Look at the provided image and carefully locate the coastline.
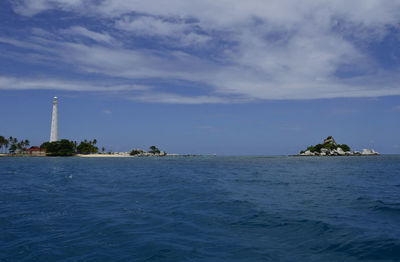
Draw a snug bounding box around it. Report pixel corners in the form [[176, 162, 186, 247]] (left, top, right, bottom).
[[76, 154, 132, 157], [0, 153, 181, 158]]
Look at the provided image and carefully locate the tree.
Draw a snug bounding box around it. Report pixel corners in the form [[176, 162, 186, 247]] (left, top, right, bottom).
[[323, 142, 336, 150], [17, 141, 25, 154], [149, 146, 160, 154], [9, 144, 17, 154], [306, 145, 315, 152], [77, 140, 98, 154], [130, 149, 142, 156], [338, 144, 351, 152], [102, 147, 105, 153], [3, 139, 8, 153], [0, 136, 5, 153], [313, 144, 324, 153], [40, 142, 51, 150], [46, 139, 76, 156]]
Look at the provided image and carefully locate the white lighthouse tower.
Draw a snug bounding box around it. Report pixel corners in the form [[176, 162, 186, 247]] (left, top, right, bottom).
[[50, 96, 58, 142]]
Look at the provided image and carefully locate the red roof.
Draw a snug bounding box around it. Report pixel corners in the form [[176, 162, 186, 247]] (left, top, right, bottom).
[[28, 146, 43, 153]]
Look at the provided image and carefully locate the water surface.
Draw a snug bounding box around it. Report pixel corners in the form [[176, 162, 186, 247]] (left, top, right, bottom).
[[1, 156, 400, 261]]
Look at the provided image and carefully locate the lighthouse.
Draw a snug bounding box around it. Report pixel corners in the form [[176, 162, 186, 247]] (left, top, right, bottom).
[[50, 96, 58, 142]]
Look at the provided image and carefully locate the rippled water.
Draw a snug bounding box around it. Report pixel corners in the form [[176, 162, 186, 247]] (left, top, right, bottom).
[[1, 156, 400, 261]]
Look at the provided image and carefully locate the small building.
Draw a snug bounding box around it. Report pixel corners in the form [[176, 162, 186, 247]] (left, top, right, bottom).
[[28, 146, 46, 156]]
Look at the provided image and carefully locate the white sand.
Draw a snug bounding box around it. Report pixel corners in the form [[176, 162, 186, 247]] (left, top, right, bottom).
[[76, 154, 131, 157]]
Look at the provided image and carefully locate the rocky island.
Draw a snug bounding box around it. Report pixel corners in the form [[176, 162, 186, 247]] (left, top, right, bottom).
[[298, 136, 379, 156]]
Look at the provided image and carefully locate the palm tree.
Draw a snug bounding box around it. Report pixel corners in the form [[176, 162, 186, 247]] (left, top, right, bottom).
[[23, 140, 30, 154], [9, 144, 17, 154], [0, 136, 5, 153], [7, 137, 18, 152], [4, 139, 9, 153], [8, 136, 14, 151], [102, 147, 105, 153], [17, 141, 23, 153], [24, 139, 30, 148]]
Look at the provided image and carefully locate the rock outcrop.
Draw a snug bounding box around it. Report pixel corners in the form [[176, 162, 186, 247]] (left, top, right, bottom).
[[361, 149, 379, 155], [323, 136, 337, 146], [298, 136, 379, 156]]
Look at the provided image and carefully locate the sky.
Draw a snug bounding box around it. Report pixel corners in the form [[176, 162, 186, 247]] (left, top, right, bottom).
[[0, 0, 399, 155]]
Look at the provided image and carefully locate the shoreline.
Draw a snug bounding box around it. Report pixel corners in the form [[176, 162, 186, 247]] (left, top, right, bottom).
[[0, 153, 388, 158], [76, 154, 132, 158], [0, 153, 182, 158]]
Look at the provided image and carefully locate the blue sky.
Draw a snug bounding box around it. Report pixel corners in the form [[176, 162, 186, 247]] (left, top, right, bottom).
[[0, 0, 399, 155]]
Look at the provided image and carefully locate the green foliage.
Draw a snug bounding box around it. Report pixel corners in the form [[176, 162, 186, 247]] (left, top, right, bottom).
[[338, 144, 350, 152], [1, 136, 30, 153], [323, 142, 336, 150], [314, 144, 324, 153], [77, 139, 98, 154], [46, 139, 76, 156], [40, 142, 51, 150], [301, 137, 352, 155], [9, 144, 17, 154], [130, 149, 142, 156], [306, 145, 315, 152], [149, 146, 160, 154], [307, 144, 325, 153], [0, 136, 7, 153]]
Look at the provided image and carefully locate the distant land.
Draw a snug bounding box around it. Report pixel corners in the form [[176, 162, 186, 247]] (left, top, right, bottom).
[[0, 136, 173, 157], [298, 136, 379, 156]]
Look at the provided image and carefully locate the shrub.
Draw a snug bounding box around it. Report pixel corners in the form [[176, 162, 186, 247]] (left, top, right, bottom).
[[323, 142, 336, 150], [306, 145, 315, 152], [130, 149, 142, 156], [149, 146, 160, 154], [46, 139, 76, 156], [77, 140, 98, 154], [338, 144, 350, 152]]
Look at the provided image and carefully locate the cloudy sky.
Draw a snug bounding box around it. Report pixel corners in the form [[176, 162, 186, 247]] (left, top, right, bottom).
[[1, 0, 400, 154]]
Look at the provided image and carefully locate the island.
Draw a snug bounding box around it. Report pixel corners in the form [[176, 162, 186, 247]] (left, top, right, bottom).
[[298, 136, 379, 156], [0, 135, 173, 157]]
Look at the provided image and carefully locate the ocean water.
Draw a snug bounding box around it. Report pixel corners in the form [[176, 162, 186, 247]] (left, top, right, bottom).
[[1, 156, 400, 262]]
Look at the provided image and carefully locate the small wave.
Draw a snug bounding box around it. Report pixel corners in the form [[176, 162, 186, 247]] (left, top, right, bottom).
[[230, 210, 275, 228], [371, 200, 400, 215], [325, 238, 400, 261]]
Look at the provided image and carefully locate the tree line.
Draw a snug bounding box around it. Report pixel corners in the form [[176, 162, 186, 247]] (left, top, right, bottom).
[[130, 145, 166, 156], [40, 139, 100, 156], [1, 135, 166, 157], [0, 136, 30, 154], [0, 136, 101, 156]]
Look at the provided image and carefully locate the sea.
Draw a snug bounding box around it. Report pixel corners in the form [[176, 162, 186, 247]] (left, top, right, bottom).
[[1, 155, 400, 262]]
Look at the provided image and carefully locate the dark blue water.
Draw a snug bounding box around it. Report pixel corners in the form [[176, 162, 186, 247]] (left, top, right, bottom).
[[1, 156, 400, 262]]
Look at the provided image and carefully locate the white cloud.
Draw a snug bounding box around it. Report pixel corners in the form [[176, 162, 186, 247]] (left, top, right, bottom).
[[61, 26, 114, 44], [116, 16, 187, 37], [5, 0, 400, 103], [132, 93, 236, 104], [0, 76, 151, 92], [12, 0, 86, 16], [115, 15, 211, 46]]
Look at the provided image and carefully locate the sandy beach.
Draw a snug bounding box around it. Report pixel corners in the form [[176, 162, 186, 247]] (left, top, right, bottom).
[[76, 154, 132, 157]]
